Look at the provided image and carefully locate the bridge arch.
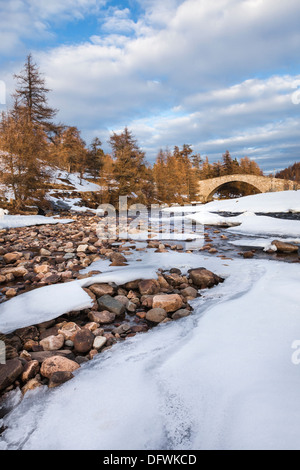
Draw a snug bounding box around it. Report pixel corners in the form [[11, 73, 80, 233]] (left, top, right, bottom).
[[198, 174, 299, 203], [206, 180, 262, 201]]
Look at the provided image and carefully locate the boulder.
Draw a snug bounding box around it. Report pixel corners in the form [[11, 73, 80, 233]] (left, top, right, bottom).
[[3, 252, 22, 264], [40, 355, 80, 379], [48, 371, 74, 388], [58, 322, 81, 341], [88, 310, 116, 324], [172, 309, 191, 320], [271, 240, 299, 253], [0, 359, 23, 391], [188, 268, 224, 289], [181, 286, 198, 298], [89, 283, 115, 297], [29, 350, 75, 363], [138, 279, 160, 296], [97, 295, 125, 316], [152, 294, 183, 313], [145, 308, 167, 323], [93, 336, 107, 350], [40, 334, 65, 351], [73, 329, 94, 353], [0, 266, 28, 277]]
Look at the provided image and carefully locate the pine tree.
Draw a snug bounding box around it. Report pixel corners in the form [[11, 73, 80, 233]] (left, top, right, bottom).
[[86, 137, 104, 180], [13, 54, 58, 137]]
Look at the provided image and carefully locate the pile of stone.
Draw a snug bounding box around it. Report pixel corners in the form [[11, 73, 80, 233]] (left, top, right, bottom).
[[0, 267, 223, 396]]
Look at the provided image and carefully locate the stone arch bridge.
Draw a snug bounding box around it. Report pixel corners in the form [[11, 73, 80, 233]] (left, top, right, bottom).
[[198, 174, 300, 203]]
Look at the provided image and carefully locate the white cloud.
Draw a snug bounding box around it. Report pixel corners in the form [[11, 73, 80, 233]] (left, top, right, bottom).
[[1, 0, 300, 171]]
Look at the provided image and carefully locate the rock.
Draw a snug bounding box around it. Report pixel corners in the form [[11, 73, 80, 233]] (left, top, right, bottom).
[[15, 326, 39, 342], [5, 288, 17, 298], [83, 322, 99, 332], [22, 377, 42, 394], [73, 329, 94, 353], [152, 294, 183, 313], [112, 323, 131, 335], [40, 334, 65, 351], [89, 283, 115, 297], [0, 275, 6, 283], [164, 273, 185, 287], [188, 268, 224, 289], [272, 240, 299, 253], [58, 322, 81, 341], [93, 336, 107, 350], [138, 279, 160, 295], [21, 360, 40, 382], [29, 350, 75, 363], [40, 355, 80, 379], [0, 359, 23, 391], [123, 279, 141, 290], [243, 251, 254, 259], [44, 273, 61, 284], [48, 371, 74, 388], [145, 308, 167, 323], [181, 286, 198, 298], [157, 275, 170, 289], [97, 295, 125, 316], [0, 266, 28, 277], [77, 244, 88, 252], [3, 252, 22, 264], [109, 252, 127, 264], [40, 248, 51, 256], [39, 326, 59, 340], [88, 310, 116, 324], [34, 264, 51, 274], [172, 309, 191, 320]]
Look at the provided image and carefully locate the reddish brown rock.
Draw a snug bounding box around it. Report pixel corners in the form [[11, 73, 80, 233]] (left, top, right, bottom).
[[3, 252, 22, 264], [89, 283, 115, 297], [58, 322, 81, 341], [152, 294, 183, 313], [188, 268, 224, 289], [88, 310, 116, 324], [138, 279, 160, 295], [272, 240, 299, 253], [73, 329, 94, 353], [40, 355, 80, 379]]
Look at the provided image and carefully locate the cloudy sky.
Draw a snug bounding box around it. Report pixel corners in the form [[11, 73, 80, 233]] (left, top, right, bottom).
[[0, 0, 300, 171]]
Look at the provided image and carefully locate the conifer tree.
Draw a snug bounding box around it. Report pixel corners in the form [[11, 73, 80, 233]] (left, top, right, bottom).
[[13, 54, 58, 137]]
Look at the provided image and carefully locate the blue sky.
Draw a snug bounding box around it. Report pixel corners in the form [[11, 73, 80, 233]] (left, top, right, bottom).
[[0, 0, 300, 172]]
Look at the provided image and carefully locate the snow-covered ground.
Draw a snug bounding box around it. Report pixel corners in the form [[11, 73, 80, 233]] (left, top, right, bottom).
[[173, 190, 300, 214], [0, 215, 74, 230]]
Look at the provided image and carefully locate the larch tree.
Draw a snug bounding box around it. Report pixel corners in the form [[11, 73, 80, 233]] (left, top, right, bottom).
[[0, 107, 49, 208], [13, 54, 58, 137], [109, 127, 150, 200]]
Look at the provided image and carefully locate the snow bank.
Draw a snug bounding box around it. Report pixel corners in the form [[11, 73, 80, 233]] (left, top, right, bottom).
[[194, 191, 300, 214], [228, 213, 300, 238], [0, 266, 159, 334], [0, 215, 74, 230]]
